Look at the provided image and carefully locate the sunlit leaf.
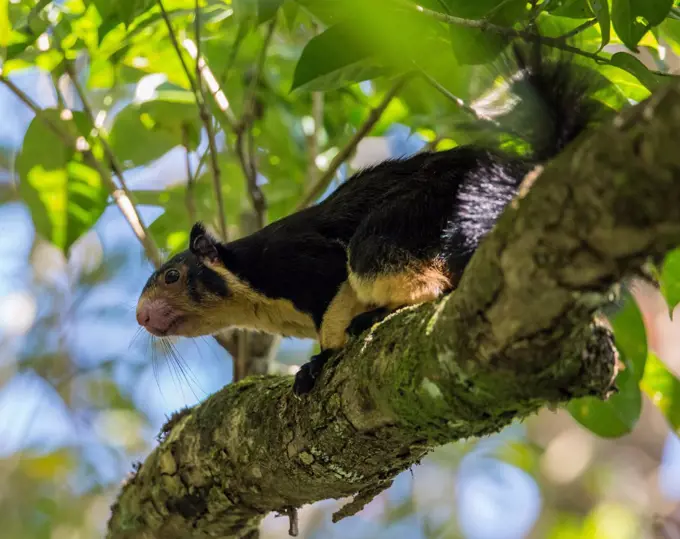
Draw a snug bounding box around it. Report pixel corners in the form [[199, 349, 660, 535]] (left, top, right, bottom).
[[109, 84, 201, 168], [16, 110, 108, 252], [598, 63, 651, 107], [641, 352, 680, 433]]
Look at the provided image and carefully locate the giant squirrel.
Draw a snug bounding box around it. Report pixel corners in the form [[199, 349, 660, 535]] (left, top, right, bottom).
[[136, 43, 608, 395]]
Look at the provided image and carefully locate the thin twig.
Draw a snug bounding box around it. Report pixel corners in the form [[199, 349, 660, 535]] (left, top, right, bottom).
[[157, 0, 202, 110], [160, 0, 238, 132], [296, 74, 411, 209], [557, 18, 598, 41], [417, 68, 486, 120], [194, 0, 202, 88], [400, 0, 609, 63], [52, 73, 66, 109], [306, 91, 324, 184], [194, 146, 210, 180], [193, 1, 227, 241], [182, 125, 196, 222], [246, 126, 258, 213], [202, 109, 227, 241], [159, 0, 228, 240], [0, 75, 162, 267], [184, 40, 239, 133], [235, 18, 276, 228]]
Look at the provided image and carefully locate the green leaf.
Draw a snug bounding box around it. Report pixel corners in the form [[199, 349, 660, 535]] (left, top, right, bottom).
[[293, 0, 352, 25], [567, 364, 642, 438], [641, 352, 680, 433], [612, 0, 673, 50], [587, 0, 611, 49], [661, 248, 680, 315], [609, 51, 675, 91], [549, 0, 595, 18], [609, 290, 648, 378], [16, 110, 108, 252], [291, 22, 387, 91], [258, 0, 283, 23], [597, 63, 651, 103], [109, 84, 201, 168]]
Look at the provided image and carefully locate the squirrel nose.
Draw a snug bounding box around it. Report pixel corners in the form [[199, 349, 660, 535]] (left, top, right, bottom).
[[136, 303, 151, 326]]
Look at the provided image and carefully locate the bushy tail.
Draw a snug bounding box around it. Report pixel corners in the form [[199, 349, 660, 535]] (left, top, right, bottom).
[[471, 43, 610, 162], [442, 42, 612, 276]]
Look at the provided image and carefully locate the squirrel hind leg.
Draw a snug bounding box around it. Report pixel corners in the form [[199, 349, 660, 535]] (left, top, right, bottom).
[[346, 307, 391, 338]]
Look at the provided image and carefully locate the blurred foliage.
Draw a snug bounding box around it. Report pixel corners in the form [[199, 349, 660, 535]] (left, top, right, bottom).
[[1, 0, 680, 538]]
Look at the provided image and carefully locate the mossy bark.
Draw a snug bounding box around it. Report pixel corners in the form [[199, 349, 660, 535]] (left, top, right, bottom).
[[108, 83, 680, 539]]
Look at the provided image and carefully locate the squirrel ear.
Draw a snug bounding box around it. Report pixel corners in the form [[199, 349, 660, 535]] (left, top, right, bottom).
[[189, 222, 219, 262]]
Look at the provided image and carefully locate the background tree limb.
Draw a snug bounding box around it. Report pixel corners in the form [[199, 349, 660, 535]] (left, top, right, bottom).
[[108, 82, 680, 539]]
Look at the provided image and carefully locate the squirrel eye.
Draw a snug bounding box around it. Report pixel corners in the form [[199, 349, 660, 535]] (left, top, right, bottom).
[[164, 269, 180, 284]]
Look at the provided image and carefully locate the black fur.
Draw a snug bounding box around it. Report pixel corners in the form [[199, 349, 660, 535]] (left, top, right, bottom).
[[292, 349, 335, 396], [346, 307, 391, 338]]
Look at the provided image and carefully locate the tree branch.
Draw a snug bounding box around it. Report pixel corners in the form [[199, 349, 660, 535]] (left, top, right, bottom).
[[108, 81, 680, 539], [182, 125, 196, 223], [400, 0, 608, 63], [296, 75, 410, 209], [557, 18, 598, 40], [306, 91, 324, 184]]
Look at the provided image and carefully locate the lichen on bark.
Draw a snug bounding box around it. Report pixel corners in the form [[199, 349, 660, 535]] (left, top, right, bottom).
[[108, 82, 680, 539]]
